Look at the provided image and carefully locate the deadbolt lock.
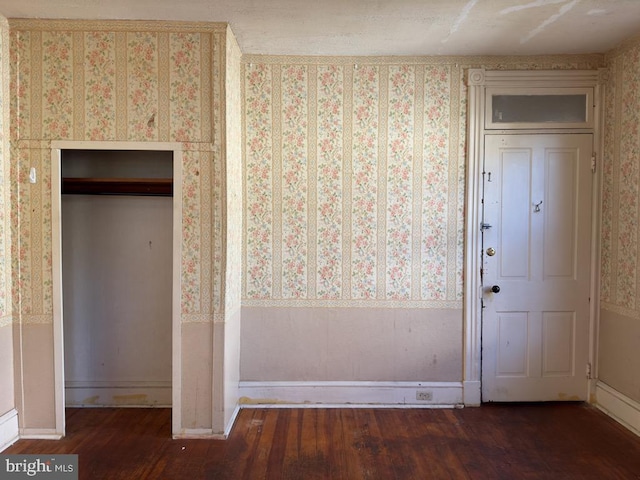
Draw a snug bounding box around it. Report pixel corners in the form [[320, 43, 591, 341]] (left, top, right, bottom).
[[486, 247, 496, 257]]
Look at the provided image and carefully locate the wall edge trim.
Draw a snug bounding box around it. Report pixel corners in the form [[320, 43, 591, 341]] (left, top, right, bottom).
[[596, 381, 640, 437], [8, 19, 228, 33], [463, 380, 481, 406], [173, 429, 227, 440], [238, 381, 464, 407], [0, 409, 19, 452], [18, 429, 62, 440]]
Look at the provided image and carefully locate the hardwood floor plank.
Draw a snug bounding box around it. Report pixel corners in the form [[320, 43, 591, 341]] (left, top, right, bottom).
[[373, 409, 424, 479], [3, 403, 640, 479]]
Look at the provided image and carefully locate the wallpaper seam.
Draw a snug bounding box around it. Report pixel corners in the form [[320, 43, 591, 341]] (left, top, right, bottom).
[[72, 32, 84, 140], [447, 64, 460, 301], [601, 302, 640, 321], [200, 33, 211, 144], [208, 32, 222, 314], [308, 65, 317, 299], [9, 20, 229, 34], [272, 65, 282, 298], [31, 31, 41, 140], [376, 65, 388, 300], [116, 32, 127, 140], [343, 65, 353, 299], [456, 65, 465, 300], [612, 57, 623, 307], [412, 66, 425, 301], [157, 32, 170, 142], [242, 54, 605, 67], [32, 148, 42, 314], [201, 150, 213, 315], [242, 299, 462, 309], [241, 62, 247, 300]]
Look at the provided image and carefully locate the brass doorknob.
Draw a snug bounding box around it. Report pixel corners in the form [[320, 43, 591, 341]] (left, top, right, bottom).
[[486, 247, 496, 256]]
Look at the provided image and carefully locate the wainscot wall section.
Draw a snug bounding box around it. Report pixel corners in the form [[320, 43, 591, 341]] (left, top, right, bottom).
[[597, 34, 640, 437], [9, 20, 242, 439], [239, 55, 604, 407]]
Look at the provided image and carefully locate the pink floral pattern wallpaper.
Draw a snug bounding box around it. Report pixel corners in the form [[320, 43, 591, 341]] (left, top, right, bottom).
[[243, 60, 460, 307], [127, 32, 159, 141], [170, 33, 204, 143], [84, 32, 116, 141], [280, 65, 309, 299], [42, 32, 74, 140], [386, 65, 415, 300], [351, 65, 379, 299], [316, 65, 344, 300], [9, 20, 229, 324], [0, 19, 9, 325], [602, 39, 640, 317], [244, 64, 273, 299], [243, 56, 603, 308]]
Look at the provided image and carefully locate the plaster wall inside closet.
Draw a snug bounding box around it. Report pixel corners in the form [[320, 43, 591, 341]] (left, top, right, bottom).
[[61, 149, 173, 407]]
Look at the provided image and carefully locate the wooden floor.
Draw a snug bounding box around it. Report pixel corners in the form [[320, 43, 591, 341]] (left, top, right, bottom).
[[5, 404, 640, 479]]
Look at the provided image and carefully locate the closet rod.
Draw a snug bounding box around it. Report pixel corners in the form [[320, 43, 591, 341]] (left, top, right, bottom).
[[62, 177, 173, 197]]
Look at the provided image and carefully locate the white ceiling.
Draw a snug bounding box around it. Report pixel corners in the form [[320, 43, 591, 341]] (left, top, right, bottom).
[[0, 0, 639, 56]]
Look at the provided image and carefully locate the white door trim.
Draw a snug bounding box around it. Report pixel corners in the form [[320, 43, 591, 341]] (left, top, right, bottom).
[[50, 140, 183, 436], [463, 69, 605, 405]]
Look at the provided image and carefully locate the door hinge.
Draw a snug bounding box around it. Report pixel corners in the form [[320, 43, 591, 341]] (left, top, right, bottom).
[[586, 362, 592, 379], [591, 153, 596, 173]]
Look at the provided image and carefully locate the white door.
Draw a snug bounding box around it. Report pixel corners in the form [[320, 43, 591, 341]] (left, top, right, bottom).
[[481, 134, 593, 402]]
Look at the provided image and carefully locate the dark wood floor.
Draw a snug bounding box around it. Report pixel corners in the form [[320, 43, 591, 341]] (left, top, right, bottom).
[[4, 403, 640, 479]]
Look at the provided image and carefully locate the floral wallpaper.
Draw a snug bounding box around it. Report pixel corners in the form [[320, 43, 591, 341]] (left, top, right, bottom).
[[601, 38, 640, 318], [9, 20, 229, 324], [243, 61, 459, 306], [223, 29, 243, 317], [242, 55, 604, 308], [0, 18, 10, 327]]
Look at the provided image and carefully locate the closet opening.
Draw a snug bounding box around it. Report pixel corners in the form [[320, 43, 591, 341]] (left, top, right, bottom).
[[55, 147, 178, 434]]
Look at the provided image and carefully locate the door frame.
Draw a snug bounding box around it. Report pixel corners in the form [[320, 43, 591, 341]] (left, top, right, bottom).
[[463, 69, 605, 405], [50, 140, 183, 436]]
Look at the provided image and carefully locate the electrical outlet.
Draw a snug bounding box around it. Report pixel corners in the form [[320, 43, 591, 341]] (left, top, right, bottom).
[[416, 391, 432, 401]]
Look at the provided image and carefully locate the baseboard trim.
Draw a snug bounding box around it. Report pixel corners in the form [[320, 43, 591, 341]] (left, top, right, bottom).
[[463, 380, 481, 406], [19, 429, 63, 440], [173, 429, 227, 440], [596, 381, 640, 437], [224, 405, 241, 438], [238, 381, 464, 408], [65, 380, 171, 407], [0, 409, 19, 452]]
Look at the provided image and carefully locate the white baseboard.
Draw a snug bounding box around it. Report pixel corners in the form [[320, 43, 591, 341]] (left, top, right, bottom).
[[65, 380, 171, 407], [224, 405, 240, 438], [463, 381, 481, 406], [19, 429, 63, 440], [596, 381, 640, 437], [172, 405, 240, 440], [0, 409, 19, 452], [238, 381, 464, 408], [173, 429, 227, 440]]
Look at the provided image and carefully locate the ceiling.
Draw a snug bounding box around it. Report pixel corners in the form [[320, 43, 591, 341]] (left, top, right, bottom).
[[0, 0, 639, 56]]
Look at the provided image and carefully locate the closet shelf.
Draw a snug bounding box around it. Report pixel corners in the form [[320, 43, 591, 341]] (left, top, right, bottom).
[[62, 177, 173, 196]]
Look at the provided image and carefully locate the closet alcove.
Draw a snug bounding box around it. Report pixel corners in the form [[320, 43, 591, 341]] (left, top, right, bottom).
[[61, 149, 173, 408]]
